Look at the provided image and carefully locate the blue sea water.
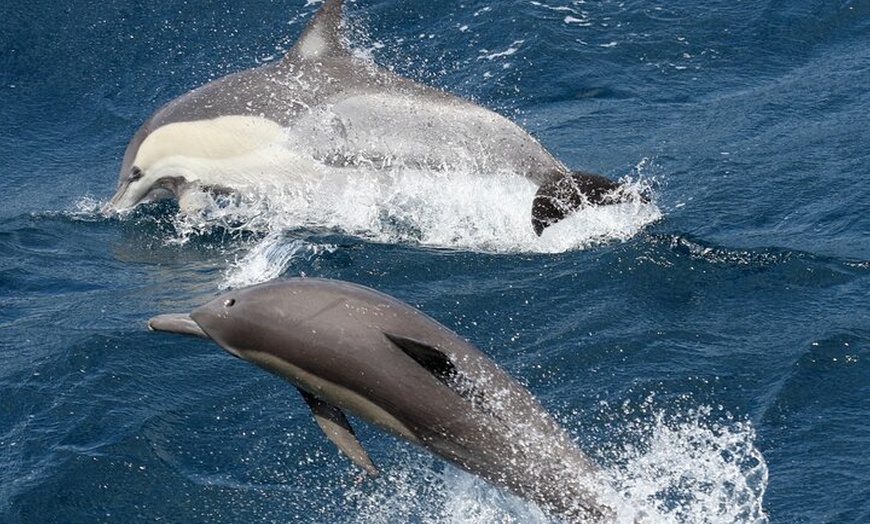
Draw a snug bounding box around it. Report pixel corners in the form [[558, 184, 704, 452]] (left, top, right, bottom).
[[2, 0, 868, 522]]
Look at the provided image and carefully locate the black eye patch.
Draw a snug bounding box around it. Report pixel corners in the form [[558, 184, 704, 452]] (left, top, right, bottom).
[[130, 166, 144, 182]]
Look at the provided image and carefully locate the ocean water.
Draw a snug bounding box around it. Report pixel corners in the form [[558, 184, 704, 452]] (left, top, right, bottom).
[[1, 0, 868, 522]]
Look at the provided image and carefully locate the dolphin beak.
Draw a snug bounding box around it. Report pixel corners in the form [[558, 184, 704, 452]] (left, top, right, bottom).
[[102, 180, 132, 216], [148, 313, 209, 339]]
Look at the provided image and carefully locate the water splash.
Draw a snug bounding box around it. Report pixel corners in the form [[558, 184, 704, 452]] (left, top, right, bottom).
[[344, 452, 553, 524], [61, 194, 108, 222], [126, 165, 658, 251], [222, 233, 338, 289], [342, 405, 767, 524], [605, 408, 769, 524]]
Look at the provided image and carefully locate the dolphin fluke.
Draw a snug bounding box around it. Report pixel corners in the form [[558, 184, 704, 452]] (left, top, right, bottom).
[[531, 171, 645, 236]]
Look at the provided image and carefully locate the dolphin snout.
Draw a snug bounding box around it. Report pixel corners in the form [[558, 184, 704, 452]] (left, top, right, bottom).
[[148, 313, 209, 338], [102, 182, 133, 216]]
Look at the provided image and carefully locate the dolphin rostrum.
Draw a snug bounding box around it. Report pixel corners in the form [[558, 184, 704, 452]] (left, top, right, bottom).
[[149, 278, 619, 522], [106, 0, 642, 235]]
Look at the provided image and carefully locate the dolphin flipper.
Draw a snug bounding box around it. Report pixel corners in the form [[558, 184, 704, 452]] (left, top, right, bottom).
[[297, 387, 379, 477]]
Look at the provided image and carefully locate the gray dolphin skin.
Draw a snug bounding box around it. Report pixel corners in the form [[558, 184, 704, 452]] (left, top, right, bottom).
[[148, 278, 618, 522], [106, 0, 640, 235]]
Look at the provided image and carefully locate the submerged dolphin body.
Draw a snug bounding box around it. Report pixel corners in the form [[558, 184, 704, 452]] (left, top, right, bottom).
[[149, 278, 618, 522], [106, 0, 641, 235]]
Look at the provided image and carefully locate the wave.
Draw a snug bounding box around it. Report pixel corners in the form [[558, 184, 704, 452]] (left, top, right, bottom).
[[636, 233, 869, 287]]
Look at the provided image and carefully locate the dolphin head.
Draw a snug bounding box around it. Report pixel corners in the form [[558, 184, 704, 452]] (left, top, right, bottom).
[[104, 113, 292, 215], [104, 122, 190, 214], [186, 279, 354, 365], [188, 292, 253, 360], [147, 281, 349, 379]]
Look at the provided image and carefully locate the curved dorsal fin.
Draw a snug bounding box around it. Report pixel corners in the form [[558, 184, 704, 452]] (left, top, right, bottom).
[[287, 0, 348, 61]]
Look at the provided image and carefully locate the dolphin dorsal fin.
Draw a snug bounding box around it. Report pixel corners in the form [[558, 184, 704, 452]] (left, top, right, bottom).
[[297, 387, 379, 477], [288, 0, 348, 61], [387, 333, 501, 421], [384, 333, 457, 383]]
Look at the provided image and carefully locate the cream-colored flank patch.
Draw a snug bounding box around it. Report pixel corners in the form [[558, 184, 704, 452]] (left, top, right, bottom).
[[136, 116, 286, 166], [133, 115, 326, 189]]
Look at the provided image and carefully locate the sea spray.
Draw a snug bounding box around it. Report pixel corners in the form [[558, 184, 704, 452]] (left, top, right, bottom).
[[98, 163, 659, 259], [341, 405, 767, 524]]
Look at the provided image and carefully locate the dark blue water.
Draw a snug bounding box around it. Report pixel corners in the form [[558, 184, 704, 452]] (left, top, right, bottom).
[[2, 0, 868, 522]]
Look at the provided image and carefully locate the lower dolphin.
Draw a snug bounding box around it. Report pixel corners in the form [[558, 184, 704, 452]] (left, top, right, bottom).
[[149, 278, 619, 522]]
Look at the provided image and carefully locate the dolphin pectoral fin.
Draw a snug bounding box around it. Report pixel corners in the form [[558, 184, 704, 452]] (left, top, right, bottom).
[[383, 333, 457, 384], [148, 313, 209, 339], [297, 387, 379, 477]]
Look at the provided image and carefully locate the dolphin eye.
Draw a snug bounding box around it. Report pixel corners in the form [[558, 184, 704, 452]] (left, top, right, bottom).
[[129, 166, 144, 182], [224, 298, 236, 307]]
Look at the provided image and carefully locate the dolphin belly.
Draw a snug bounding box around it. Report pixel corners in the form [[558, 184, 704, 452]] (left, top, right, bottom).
[[108, 115, 336, 213]]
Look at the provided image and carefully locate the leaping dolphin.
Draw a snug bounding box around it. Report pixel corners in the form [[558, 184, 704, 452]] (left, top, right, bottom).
[[149, 278, 619, 522], [105, 0, 641, 235]]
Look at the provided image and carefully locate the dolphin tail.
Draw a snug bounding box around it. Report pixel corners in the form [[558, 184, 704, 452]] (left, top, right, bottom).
[[531, 171, 647, 236]]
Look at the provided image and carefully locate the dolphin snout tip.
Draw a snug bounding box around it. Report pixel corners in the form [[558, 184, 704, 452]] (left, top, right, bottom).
[[100, 197, 129, 217], [100, 203, 117, 218]]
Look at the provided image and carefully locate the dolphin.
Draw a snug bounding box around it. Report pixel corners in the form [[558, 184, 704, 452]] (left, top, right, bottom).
[[148, 278, 618, 522], [105, 0, 642, 235]]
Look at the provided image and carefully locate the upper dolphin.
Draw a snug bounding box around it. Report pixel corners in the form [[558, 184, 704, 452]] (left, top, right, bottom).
[[106, 0, 639, 235], [149, 278, 620, 522]]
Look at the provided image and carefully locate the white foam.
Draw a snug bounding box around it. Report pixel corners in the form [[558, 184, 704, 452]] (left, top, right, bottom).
[[344, 406, 767, 524], [65, 194, 107, 221], [600, 405, 769, 524], [93, 159, 662, 289], [170, 165, 658, 249], [222, 233, 337, 289]]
